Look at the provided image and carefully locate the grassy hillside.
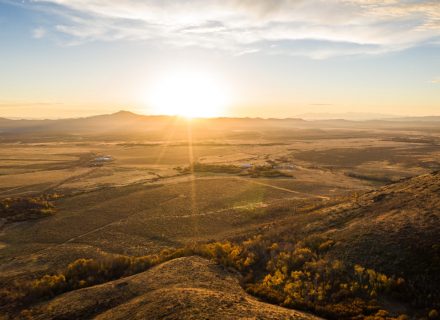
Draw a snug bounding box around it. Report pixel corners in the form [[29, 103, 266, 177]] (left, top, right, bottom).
[[1, 172, 439, 319], [221, 171, 440, 319], [7, 257, 320, 320]]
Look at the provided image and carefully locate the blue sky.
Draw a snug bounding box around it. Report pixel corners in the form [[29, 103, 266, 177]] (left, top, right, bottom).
[[0, 0, 439, 118]]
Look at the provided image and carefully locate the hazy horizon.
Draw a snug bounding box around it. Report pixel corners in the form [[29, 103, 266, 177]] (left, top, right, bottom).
[[3, 109, 440, 122]]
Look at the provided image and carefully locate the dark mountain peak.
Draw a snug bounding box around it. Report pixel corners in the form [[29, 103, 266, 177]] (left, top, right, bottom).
[[110, 110, 139, 118]]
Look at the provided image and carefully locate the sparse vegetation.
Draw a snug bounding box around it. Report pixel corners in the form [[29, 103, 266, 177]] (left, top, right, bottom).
[[177, 162, 292, 178], [345, 172, 396, 183], [0, 194, 59, 223], [0, 248, 189, 310], [1, 117, 440, 319], [3, 232, 434, 320]]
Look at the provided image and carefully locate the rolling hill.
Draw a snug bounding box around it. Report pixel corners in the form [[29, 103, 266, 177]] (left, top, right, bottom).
[[2, 171, 438, 319], [19, 256, 320, 320], [256, 171, 440, 310]]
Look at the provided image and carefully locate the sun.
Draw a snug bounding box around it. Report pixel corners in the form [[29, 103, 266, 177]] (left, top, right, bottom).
[[148, 71, 229, 118]]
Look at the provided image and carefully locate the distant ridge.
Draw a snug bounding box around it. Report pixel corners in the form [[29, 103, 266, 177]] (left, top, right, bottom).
[[1, 110, 440, 138], [0, 111, 305, 122], [3, 110, 440, 123], [297, 112, 399, 121], [387, 116, 440, 122]]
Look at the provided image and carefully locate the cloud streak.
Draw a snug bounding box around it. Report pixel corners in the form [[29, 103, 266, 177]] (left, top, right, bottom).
[[28, 0, 440, 58], [32, 26, 46, 38]]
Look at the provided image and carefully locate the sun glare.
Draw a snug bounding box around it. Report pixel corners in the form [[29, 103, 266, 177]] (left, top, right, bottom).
[[148, 71, 229, 118]]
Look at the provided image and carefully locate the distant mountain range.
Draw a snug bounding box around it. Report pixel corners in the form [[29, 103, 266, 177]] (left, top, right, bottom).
[[296, 112, 440, 121], [296, 112, 398, 121], [3, 110, 440, 122], [1, 111, 440, 138]]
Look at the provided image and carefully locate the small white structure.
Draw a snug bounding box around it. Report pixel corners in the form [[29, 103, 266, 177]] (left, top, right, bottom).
[[241, 163, 253, 169], [94, 155, 113, 162]]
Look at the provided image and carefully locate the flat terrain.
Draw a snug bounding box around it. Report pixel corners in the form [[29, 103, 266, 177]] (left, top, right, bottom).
[[0, 113, 439, 319], [1, 135, 438, 281]]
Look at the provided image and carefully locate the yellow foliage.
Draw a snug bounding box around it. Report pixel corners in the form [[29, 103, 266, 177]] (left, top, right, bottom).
[[429, 309, 439, 319]]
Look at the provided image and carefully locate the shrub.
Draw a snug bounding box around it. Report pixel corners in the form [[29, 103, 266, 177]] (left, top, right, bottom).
[[187, 238, 411, 320], [5, 234, 435, 320], [429, 309, 439, 319], [181, 162, 292, 178], [0, 195, 57, 222]]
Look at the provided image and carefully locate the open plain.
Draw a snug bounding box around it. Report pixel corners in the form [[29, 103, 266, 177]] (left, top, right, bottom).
[[1, 114, 439, 319]]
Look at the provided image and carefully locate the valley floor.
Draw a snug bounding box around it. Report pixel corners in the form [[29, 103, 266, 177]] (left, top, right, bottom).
[[1, 123, 440, 319]]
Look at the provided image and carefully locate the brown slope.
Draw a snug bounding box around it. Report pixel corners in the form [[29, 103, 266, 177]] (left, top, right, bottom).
[[29, 256, 321, 320], [327, 172, 440, 307], [266, 171, 440, 308], [328, 171, 440, 269]]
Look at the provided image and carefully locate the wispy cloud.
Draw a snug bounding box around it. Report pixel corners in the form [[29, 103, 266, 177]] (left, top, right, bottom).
[[26, 0, 440, 58], [432, 77, 440, 84], [32, 26, 46, 38], [0, 102, 62, 108]]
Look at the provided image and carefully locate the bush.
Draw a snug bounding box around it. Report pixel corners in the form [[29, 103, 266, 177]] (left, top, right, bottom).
[[7, 248, 188, 309], [0, 195, 57, 222], [188, 238, 410, 320], [429, 309, 439, 319], [5, 235, 434, 320], [180, 162, 292, 178]]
